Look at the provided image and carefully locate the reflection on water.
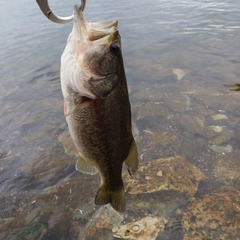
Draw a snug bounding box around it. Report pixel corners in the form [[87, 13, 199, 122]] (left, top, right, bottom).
[[0, 0, 240, 239]]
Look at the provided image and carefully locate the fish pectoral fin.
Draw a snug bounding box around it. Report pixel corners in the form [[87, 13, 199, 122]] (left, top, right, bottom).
[[88, 77, 117, 98], [95, 185, 125, 212], [75, 155, 98, 175], [124, 138, 138, 175]]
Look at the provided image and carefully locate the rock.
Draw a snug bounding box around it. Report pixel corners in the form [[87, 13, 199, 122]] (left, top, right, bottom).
[[79, 205, 123, 240], [132, 90, 162, 102], [144, 130, 173, 148], [209, 145, 233, 154], [208, 128, 233, 145], [194, 93, 240, 115], [136, 101, 170, 130], [135, 63, 176, 83], [190, 103, 214, 117], [201, 126, 233, 145], [211, 114, 229, 122], [123, 156, 206, 196], [213, 150, 240, 186], [175, 115, 204, 135], [178, 136, 208, 160], [40, 212, 71, 240], [162, 93, 191, 112], [172, 68, 190, 81], [114, 215, 166, 240], [182, 187, 240, 240], [136, 101, 170, 120], [8, 221, 48, 240], [209, 125, 223, 133], [58, 129, 78, 156]]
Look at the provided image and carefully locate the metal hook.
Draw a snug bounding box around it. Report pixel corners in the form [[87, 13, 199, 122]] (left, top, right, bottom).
[[36, 0, 86, 24]]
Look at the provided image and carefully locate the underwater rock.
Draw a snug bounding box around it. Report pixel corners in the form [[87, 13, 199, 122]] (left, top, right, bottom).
[[175, 115, 204, 135], [114, 215, 166, 240], [144, 130, 173, 148], [132, 90, 162, 102], [208, 128, 233, 145], [182, 187, 240, 240], [190, 103, 215, 117], [213, 150, 240, 186], [194, 93, 240, 115], [209, 145, 233, 154], [79, 205, 123, 240], [211, 114, 229, 123], [136, 101, 170, 120], [123, 156, 206, 196], [136, 63, 176, 83], [21, 148, 75, 183], [172, 68, 190, 81], [162, 93, 191, 112], [39, 212, 71, 240], [177, 136, 208, 160]]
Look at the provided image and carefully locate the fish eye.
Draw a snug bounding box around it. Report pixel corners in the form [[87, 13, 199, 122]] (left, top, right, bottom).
[[110, 43, 120, 54]]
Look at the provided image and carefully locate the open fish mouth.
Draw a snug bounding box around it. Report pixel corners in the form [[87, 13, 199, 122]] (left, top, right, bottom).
[[73, 5, 118, 42]]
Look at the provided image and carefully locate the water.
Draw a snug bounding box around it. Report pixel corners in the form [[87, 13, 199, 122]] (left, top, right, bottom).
[[0, 0, 240, 239]]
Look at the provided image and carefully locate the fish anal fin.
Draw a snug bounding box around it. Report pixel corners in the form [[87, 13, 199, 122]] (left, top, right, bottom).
[[95, 185, 125, 212], [75, 155, 98, 175], [124, 138, 138, 175]]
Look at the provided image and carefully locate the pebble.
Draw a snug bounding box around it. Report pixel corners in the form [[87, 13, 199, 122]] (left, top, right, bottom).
[[211, 114, 228, 121], [209, 145, 233, 154]]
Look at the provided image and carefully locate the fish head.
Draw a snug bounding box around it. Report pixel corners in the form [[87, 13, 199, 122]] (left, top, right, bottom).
[[62, 5, 124, 98]]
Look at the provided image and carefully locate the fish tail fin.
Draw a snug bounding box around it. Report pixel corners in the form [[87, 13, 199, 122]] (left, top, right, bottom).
[[95, 185, 125, 212]]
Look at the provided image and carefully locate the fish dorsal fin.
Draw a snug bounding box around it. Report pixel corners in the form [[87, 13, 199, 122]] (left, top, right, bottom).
[[76, 155, 98, 175], [124, 138, 138, 175]]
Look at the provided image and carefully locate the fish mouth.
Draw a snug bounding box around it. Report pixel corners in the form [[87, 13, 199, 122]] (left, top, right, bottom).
[[73, 5, 118, 42]]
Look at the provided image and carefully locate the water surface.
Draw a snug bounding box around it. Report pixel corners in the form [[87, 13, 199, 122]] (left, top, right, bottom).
[[0, 0, 240, 239]]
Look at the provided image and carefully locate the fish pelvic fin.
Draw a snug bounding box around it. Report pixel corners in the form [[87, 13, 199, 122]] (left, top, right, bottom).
[[75, 155, 98, 175], [95, 185, 125, 212], [124, 138, 138, 175]]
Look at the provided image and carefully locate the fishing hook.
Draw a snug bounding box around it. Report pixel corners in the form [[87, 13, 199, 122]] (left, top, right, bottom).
[[36, 0, 86, 24]]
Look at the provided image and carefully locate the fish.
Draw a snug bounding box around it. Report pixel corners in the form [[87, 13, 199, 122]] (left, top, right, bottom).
[[60, 3, 138, 212]]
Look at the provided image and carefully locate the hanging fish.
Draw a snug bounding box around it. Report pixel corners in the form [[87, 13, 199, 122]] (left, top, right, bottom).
[[36, 0, 138, 212]]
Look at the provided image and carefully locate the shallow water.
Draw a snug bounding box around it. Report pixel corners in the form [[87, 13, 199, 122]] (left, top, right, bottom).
[[0, 0, 240, 239]]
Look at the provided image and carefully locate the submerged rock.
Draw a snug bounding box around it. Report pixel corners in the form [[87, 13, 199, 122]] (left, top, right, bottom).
[[208, 128, 233, 145], [162, 93, 191, 112], [136, 101, 170, 120], [213, 150, 240, 186], [209, 145, 233, 154], [114, 215, 166, 240], [211, 114, 229, 122], [175, 115, 204, 135], [190, 103, 215, 117], [79, 205, 123, 240], [194, 93, 240, 115], [123, 156, 206, 196], [182, 187, 240, 240], [172, 68, 190, 81]]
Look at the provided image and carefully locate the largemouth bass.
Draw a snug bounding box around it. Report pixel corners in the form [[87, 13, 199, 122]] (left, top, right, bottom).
[[60, 4, 138, 212]]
